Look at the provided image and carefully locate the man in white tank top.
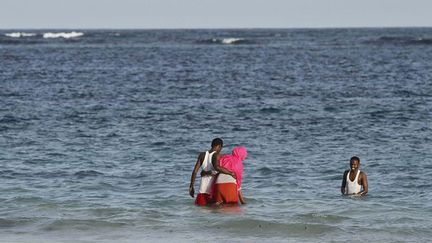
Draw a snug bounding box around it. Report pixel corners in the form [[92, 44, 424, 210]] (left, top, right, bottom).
[[341, 156, 368, 196], [189, 138, 235, 206]]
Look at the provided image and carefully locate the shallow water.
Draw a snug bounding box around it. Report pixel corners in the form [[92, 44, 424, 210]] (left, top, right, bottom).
[[0, 28, 432, 242]]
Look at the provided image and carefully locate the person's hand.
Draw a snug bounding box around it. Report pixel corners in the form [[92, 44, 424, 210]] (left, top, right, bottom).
[[189, 185, 194, 198]]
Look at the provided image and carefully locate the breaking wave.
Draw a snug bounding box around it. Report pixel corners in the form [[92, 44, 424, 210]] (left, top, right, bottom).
[[198, 38, 251, 45], [42, 31, 84, 39], [5, 32, 37, 38], [3, 31, 84, 40]]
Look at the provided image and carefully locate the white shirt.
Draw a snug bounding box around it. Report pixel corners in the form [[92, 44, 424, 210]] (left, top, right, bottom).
[[346, 170, 362, 194], [198, 151, 217, 194]]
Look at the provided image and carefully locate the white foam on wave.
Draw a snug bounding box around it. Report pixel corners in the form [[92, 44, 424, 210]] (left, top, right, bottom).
[[221, 38, 244, 44], [5, 32, 37, 38], [43, 31, 84, 39]]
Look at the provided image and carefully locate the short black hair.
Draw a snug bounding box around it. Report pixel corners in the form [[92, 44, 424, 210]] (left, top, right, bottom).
[[350, 156, 360, 163], [211, 138, 223, 147]]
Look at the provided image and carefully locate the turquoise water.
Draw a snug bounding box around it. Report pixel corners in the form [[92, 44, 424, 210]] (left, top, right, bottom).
[[0, 28, 431, 242]]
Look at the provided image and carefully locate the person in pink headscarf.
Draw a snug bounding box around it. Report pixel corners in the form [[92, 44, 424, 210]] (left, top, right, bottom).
[[213, 146, 247, 205]]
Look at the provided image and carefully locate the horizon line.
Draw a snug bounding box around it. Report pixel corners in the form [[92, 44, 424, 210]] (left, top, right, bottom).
[[1, 26, 432, 30]]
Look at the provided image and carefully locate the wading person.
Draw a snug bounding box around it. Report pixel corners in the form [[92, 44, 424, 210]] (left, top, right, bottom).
[[213, 146, 247, 205], [341, 156, 368, 196]]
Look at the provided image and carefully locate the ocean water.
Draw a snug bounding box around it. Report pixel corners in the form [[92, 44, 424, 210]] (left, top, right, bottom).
[[0, 28, 431, 242]]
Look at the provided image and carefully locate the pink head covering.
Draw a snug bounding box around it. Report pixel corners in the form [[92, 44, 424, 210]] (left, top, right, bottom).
[[219, 146, 247, 191]]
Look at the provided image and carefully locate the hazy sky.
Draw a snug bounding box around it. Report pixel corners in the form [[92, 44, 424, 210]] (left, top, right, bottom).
[[1, 0, 431, 29]]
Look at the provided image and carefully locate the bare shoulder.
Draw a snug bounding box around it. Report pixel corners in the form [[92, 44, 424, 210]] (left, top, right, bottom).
[[197, 152, 206, 161], [211, 152, 221, 163], [342, 170, 349, 181], [360, 171, 368, 178]]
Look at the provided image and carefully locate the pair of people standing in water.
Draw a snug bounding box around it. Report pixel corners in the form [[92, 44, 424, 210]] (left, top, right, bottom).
[[189, 138, 368, 206], [189, 138, 247, 206]]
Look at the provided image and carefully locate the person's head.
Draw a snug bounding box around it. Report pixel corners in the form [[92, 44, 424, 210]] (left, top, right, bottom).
[[350, 156, 360, 171], [211, 138, 223, 153], [232, 146, 247, 161]]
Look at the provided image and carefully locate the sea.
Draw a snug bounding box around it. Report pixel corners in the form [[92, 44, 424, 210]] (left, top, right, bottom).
[[0, 28, 431, 242]]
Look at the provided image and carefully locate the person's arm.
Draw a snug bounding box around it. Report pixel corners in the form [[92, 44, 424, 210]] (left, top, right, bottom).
[[189, 153, 204, 198], [212, 153, 236, 178], [358, 172, 368, 196], [341, 170, 348, 195], [238, 190, 246, 204]]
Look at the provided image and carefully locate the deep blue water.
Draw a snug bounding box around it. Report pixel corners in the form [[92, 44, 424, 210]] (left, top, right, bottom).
[[1, 28, 432, 242]]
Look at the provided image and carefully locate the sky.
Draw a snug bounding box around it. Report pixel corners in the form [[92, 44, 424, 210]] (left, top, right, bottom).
[[1, 0, 432, 29]]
